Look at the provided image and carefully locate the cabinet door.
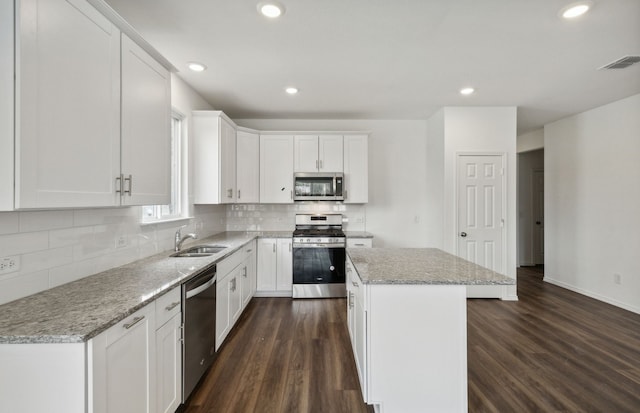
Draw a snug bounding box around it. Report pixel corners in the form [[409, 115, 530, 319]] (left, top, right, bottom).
[[260, 135, 294, 203], [241, 242, 256, 307], [216, 274, 231, 350], [276, 238, 293, 292], [120, 34, 171, 206], [236, 130, 259, 203], [294, 135, 319, 172], [16, 0, 121, 208], [91, 304, 156, 413], [257, 238, 277, 291], [229, 269, 242, 324], [156, 313, 182, 413], [318, 135, 343, 172], [220, 118, 237, 203], [343, 135, 369, 204]]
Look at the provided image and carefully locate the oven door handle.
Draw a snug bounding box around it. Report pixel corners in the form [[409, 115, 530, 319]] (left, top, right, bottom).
[[293, 243, 346, 248]]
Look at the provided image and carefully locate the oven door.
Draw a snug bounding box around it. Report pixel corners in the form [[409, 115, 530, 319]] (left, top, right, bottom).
[[293, 243, 346, 284]]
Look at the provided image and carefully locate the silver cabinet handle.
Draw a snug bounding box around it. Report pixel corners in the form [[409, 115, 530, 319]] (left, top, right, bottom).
[[115, 175, 123, 194], [246, 248, 253, 253], [165, 301, 180, 311], [227, 188, 233, 198], [354, 243, 365, 246], [352, 280, 359, 287], [123, 315, 145, 329], [348, 292, 354, 309], [231, 277, 237, 292], [242, 266, 248, 278], [238, 189, 241, 199], [290, 190, 293, 200], [124, 175, 132, 196], [289, 242, 292, 252], [273, 243, 276, 253]]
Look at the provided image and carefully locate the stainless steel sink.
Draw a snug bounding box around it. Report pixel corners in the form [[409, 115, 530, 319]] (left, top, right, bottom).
[[170, 245, 227, 257]]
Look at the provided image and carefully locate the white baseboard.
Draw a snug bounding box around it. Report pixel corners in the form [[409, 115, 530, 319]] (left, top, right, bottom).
[[253, 291, 292, 298], [544, 277, 640, 315]]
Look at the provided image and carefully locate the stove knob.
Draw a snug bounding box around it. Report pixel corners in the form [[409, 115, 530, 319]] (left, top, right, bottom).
[[306, 238, 310, 243]]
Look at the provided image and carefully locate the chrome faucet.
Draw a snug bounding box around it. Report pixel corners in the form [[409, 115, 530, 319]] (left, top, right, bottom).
[[175, 226, 197, 251]]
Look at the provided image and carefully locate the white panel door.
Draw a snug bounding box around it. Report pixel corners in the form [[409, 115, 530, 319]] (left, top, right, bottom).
[[256, 238, 277, 291], [294, 135, 319, 172], [120, 34, 171, 206], [457, 154, 504, 273], [16, 0, 121, 208], [260, 135, 294, 203]]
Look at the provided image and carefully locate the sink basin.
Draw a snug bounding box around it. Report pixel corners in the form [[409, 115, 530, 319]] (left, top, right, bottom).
[[170, 245, 227, 257]]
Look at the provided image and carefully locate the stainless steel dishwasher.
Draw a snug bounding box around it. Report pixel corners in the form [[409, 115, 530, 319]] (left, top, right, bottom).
[[182, 265, 217, 402]]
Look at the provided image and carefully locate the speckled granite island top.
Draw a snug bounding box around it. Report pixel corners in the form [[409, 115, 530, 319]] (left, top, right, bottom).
[[347, 248, 515, 285], [0, 231, 292, 345]]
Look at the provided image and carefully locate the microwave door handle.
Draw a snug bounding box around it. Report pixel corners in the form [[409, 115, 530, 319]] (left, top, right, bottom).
[[333, 177, 336, 197]]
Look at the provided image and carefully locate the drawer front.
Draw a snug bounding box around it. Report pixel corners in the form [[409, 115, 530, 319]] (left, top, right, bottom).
[[155, 286, 181, 329], [347, 238, 372, 248], [105, 304, 154, 346], [217, 247, 248, 276]]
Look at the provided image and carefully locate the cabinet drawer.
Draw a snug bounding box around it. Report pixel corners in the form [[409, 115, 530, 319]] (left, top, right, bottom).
[[155, 287, 181, 329], [347, 238, 372, 248], [105, 304, 154, 346], [217, 240, 255, 276]]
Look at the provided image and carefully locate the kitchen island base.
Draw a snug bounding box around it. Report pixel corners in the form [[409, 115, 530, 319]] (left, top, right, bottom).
[[362, 283, 468, 413]]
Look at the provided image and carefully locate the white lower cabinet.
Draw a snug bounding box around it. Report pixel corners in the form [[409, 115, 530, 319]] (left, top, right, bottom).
[[256, 238, 293, 296], [216, 241, 257, 350], [346, 256, 367, 397], [347, 238, 373, 248], [155, 287, 182, 413], [90, 304, 157, 413]]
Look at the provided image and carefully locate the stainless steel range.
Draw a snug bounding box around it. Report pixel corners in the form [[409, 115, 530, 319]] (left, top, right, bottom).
[[292, 214, 346, 298]]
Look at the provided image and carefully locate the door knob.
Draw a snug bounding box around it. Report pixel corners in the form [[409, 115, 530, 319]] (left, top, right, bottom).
[[460, 232, 467, 237], [536, 221, 541, 225]]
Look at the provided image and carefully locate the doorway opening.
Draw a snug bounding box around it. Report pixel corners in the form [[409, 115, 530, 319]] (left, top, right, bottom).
[[517, 149, 544, 268]]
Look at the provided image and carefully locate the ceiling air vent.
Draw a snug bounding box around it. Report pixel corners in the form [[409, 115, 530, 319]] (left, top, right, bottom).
[[599, 55, 640, 70]]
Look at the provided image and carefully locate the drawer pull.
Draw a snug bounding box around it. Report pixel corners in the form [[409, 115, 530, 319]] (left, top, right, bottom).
[[123, 316, 145, 330], [165, 301, 180, 311], [352, 281, 359, 287], [355, 243, 365, 246]]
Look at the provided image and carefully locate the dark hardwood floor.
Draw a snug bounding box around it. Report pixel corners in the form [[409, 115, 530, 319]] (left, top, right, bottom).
[[468, 266, 640, 412], [182, 267, 640, 412]]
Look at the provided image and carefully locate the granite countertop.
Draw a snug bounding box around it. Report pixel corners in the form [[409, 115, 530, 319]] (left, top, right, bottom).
[[345, 231, 374, 238], [0, 231, 292, 345], [347, 248, 515, 285]]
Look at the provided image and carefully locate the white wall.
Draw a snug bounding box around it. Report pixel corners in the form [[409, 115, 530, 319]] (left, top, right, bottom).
[[517, 128, 544, 153], [425, 109, 445, 248], [517, 149, 544, 266], [544, 93, 640, 314], [236, 119, 429, 247], [0, 75, 226, 305]]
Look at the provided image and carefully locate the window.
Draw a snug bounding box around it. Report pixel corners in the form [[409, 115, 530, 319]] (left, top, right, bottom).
[[142, 112, 184, 222]]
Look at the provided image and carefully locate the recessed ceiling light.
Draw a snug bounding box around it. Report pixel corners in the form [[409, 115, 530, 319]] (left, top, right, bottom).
[[460, 87, 475, 96], [560, 2, 593, 19], [258, 2, 285, 18], [187, 62, 207, 72], [285, 87, 298, 95]]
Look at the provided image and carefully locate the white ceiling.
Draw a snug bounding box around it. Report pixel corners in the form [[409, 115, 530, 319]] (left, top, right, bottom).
[[104, 0, 640, 134]]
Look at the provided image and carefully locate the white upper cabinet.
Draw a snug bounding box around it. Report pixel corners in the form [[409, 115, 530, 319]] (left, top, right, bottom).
[[343, 135, 369, 203], [120, 34, 171, 206], [294, 135, 343, 172], [15, 0, 122, 209], [236, 130, 260, 203], [260, 135, 294, 203], [193, 111, 237, 204], [6, 0, 172, 210]]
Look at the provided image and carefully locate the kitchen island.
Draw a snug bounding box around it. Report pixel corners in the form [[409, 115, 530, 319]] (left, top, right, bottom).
[[345, 248, 514, 413]]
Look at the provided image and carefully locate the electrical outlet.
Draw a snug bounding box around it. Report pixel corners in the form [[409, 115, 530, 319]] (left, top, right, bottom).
[[115, 236, 128, 248], [613, 273, 622, 285], [0, 256, 21, 275]]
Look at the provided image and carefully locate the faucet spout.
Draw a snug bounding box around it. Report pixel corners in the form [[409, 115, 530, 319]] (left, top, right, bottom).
[[175, 226, 198, 251]]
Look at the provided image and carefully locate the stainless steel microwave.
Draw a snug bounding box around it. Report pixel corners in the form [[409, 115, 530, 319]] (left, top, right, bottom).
[[293, 173, 344, 201]]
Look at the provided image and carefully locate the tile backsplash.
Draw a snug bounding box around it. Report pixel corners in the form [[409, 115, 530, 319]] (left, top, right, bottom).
[[226, 203, 367, 232], [0, 205, 226, 305], [0, 202, 366, 305]]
